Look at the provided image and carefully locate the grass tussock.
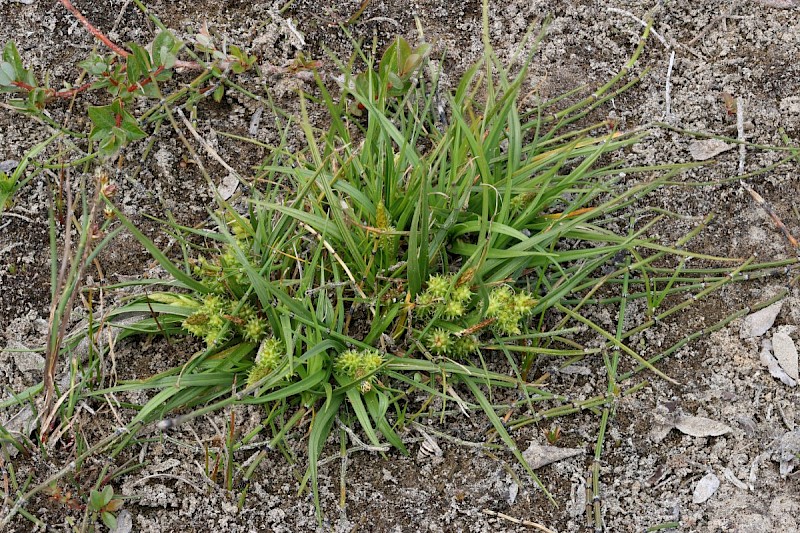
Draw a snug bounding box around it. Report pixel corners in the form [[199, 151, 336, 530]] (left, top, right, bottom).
[[2, 1, 794, 528]]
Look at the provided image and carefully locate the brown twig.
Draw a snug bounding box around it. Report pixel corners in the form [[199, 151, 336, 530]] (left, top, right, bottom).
[[686, 1, 743, 47], [741, 183, 799, 248], [482, 509, 556, 532], [736, 96, 798, 249], [58, 0, 131, 58]]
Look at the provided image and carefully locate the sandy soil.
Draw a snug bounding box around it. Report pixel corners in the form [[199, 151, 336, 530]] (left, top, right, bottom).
[[2, 0, 800, 531]]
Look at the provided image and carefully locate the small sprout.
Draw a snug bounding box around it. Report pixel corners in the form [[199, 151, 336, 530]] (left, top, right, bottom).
[[227, 45, 257, 74], [88, 486, 123, 530], [194, 22, 215, 52], [545, 426, 562, 445], [283, 53, 321, 74], [377, 36, 430, 97], [213, 84, 225, 103], [151, 30, 180, 70], [87, 100, 147, 155]]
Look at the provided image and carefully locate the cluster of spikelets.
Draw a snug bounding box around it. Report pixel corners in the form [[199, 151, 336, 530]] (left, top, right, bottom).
[[373, 200, 396, 253], [191, 214, 256, 294], [181, 294, 269, 348], [415, 274, 473, 320], [253, 346, 386, 395], [334, 349, 385, 393], [416, 274, 537, 357], [246, 337, 284, 387], [425, 328, 481, 357], [484, 285, 537, 335], [179, 216, 272, 347]]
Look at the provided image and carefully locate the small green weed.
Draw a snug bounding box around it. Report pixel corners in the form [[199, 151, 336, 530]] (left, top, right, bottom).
[[87, 486, 124, 530]]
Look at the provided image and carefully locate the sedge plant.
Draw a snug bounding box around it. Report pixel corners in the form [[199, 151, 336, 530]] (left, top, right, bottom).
[[4, 1, 798, 528], [88, 18, 733, 519]]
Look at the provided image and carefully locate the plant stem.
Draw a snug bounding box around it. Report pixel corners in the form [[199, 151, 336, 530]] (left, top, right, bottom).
[[57, 0, 131, 58]]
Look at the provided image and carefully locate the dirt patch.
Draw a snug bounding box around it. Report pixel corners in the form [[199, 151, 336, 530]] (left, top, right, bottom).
[[2, 1, 800, 531]]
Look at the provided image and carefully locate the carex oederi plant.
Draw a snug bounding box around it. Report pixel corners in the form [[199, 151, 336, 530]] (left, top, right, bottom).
[[8, 2, 786, 527]]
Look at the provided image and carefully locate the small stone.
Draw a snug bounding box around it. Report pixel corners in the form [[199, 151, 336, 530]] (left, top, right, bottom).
[[755, 0, 799, 8], [759, 339, 797, 387], [776, 430, 800, 477], [249, 106, 263, 136], [674, 415, 732, 437], [772, 329, 799, 381], [110, 510, 133, 533], [723, 467, 749, 491], [522, 442, 584, 470], [692, 472, 720, 504], [507, 481, 518, 505], [688, 139, 734, 161], [9, 342, 44, 372], [0, 159, 19, 172], [0, 405, 36, 457], [151, 458, 181, 473], [558, 364, 591, 375], [215, 173, 239, 200], [740, 300, 782, 338], [780, 96, 800, 114]]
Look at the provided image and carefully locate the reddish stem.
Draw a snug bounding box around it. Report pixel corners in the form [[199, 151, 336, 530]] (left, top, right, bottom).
[[52, 82, 93, 98], [57, 0, 211, 71], [12, 80, 36, 91], [127, 65, 165, 92], [12, 79, 92, 100], [58, 0, 130, 58], [57, 0, 260, 73]]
